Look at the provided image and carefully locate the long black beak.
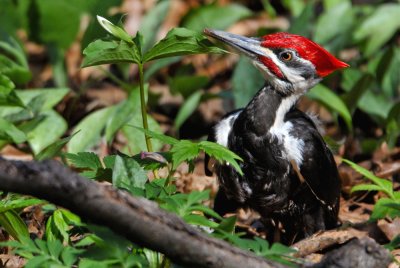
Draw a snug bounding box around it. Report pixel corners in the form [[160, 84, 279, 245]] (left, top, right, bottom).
[[204, 29, 266, 59]]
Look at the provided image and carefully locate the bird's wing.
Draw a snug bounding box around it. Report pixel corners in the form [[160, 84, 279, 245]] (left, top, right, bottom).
[[288, 110, 341, 213]]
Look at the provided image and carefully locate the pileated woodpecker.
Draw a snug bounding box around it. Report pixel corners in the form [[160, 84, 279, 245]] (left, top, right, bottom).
[[204, 29, 348, 244]]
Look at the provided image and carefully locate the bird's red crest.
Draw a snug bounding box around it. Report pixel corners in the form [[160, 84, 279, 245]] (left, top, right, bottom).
[[261, 33, 349, 77]]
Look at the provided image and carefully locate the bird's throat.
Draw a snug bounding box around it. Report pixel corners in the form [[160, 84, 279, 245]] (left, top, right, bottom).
[[242, 84, 300, 135]]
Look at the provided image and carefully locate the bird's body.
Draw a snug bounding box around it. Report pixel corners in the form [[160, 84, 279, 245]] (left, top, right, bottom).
[[204, 29, 347, 244]]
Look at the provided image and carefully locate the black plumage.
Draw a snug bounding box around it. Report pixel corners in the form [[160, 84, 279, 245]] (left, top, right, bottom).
[[203, 29, 346, 244]]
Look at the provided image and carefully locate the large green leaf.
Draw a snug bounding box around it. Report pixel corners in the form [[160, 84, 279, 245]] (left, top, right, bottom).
[[307, 84, 352, 131], [0, 118, 27, 144], [68, 106, 116, 153], [182, 4, 251, 32], [314, 1, 353, 48], [81, 39, 141, 67], [121, 114, 163, 154], [143, 28, 225, 62], [358, 90, 392, 122], [354, 3, 400, 56], [24, 110, 67, 155], [112, 155, 148, 191], [32, 0, 82, 49], [0, 210, 29, 241]]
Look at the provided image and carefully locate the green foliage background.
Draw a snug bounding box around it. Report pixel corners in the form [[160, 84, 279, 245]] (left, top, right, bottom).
[[0, 0, 399, 267]]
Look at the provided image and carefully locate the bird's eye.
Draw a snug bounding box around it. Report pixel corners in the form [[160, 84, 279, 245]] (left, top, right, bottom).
[[279, 51, 293, 61]]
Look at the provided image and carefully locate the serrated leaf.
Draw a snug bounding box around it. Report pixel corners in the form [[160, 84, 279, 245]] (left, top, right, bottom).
[[82, 39, 141, 67], [113, 155, 148, 191], [307, 84, 352, 131], [143, 28, 225, 62], [170, 140, 200, 169], [64, 152, 103, 170], [199, 141, 243, 175]]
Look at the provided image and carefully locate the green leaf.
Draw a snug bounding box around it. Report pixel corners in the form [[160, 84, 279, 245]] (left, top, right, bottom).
[[232, 57, 264, 108], [341, 73, 374, 112], [170, 140, 200, 169], [65, 152, 103, 170], [0, 36, 32, 84], [68, 106, 116, 153], [358, 90, 392, 122], [175, 91, 202, 129], [344, 159, 394, 199], [183, 214, 219, 228], [314, 1, 353, 45], [307, 84, 352, 131], [217, 216, 237, 233], [0, 210, 29, 241], [105, 99, 134, 143], [354, 3, 400, 56], [0, 74, 25, 107], [24, 110, 67, 155], [122, 116, 163, 154], [81, 39, 141, 67], [96, 15, 134, 44], [32, 0, 82, 49], [386, 102, 400, 148], [0, 118, 27, 143], [182, 4, 251, 32], [35, 132, 78, 161], [143, 28, 225, 62], [130, 126, 179, 145], [140, 1, 170, 51], [371, 198, 400, 221], [0, 197, 44, 214], [199, 141, 243, 175], [113, 155, 148, 191]]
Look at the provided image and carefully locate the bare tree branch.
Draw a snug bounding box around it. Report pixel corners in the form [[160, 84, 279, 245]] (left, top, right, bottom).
[[0, 157, 286, 268]]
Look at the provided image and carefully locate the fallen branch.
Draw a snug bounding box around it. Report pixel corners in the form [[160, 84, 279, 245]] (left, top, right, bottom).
[[292, 228, 367, 258], [0, 157, 285, 268]]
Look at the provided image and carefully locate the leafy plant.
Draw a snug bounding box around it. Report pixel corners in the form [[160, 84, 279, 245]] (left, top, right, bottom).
[[346, 159, 400, 220]]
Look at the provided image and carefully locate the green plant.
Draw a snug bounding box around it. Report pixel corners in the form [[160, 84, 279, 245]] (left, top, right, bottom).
[[346, 159, 400, 221]]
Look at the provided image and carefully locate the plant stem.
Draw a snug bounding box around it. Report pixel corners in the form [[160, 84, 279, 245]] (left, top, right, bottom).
[[138, 63, 153, 153]]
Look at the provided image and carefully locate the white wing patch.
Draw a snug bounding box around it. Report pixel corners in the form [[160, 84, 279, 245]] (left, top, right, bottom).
[[214, 111, 241, 147]]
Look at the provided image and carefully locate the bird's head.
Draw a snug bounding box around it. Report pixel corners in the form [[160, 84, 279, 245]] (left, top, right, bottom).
[[204, 29, 348, 95]]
